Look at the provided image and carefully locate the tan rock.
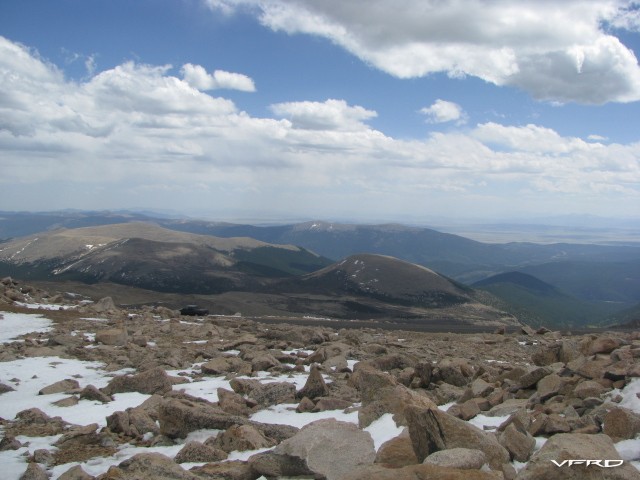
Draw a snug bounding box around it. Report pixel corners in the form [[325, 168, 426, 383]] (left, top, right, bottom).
[[297, 364, 330, 399], [174, 441, 228, 463], [424, 447, 488, 469], [406, 405, 510, 470], [212, 424, 275, 453], [602, 407, 640, 441], [573, 380, 607, 399], [375, 430, 418, 468], [498, 423, 535, 462], [39, 378, 80, 395], [95, 328, 127, 346], [340, 463, 502, 480], [515, 433, 640, 479]]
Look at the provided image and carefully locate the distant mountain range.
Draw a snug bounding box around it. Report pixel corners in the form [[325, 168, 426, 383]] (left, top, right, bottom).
[[473, 271, 621, 327], [0, 222, 330, 294], [1, 210, 638, 327], [0, 219, 518, 327]]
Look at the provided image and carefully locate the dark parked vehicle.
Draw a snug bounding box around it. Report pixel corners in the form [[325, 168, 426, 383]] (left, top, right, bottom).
[[179, 305, 209, 316]]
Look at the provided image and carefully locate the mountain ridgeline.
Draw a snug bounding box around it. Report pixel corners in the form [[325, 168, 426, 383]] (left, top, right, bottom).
[[0, 211, 639, 328], [0, 222, 331, 294]]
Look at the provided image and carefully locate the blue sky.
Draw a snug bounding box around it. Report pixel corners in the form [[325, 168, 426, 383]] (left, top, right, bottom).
[[1, 0, 640, 223]]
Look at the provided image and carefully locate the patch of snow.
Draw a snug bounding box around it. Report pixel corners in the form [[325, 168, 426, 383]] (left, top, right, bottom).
[[615, 438, 640, 463], [0, 311, 53, 343], [0, 356, 147, 424], [282, 349, 315, 356], [0, 433, 62, 480], [171, 376, 232, 404], [15, 302, 76, 311], [227, 447, 274, 461], [466, 413, 510, 431], [364, 413, 404, 451], [250, 402, 358, 429], [616, 378, 640, 414]]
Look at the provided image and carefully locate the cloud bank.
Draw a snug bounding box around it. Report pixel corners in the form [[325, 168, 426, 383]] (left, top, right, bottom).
[[0, 36, 638, 218], [206, 0, 640, 104]]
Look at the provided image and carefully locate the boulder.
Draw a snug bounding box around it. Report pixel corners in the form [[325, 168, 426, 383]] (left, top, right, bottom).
[[471, 378, 494, 398], [544, 413, 572, 435], [486, 399, 529, 417], [602, 407, 640, 441], [515, 433, 640, 479], [375, 430, 418, 468], [188, 461, 254, 480], [297, 364, 330, 399], [56, 465, 93, 480], [217, 387, 251, 416], [414, 361, 433, 387], [95, 328, 127, 346], [107, 407, 159, 438], [212, 424, 275, 453], [588, 337, 623, 355], [313, 397, 353, 412], [532, 340, 581, 366], [498, 423, 535, 462], [250, 419, 376, 480], [296, 396, 315, 413], [518, 367, 552, 389], [158, 397, 243, 439], [38, 378, 80, 395], [352, 364, 435, 427], [405, 405, 510, 470], [0, 382, 16, 394], [436, 358, 475, 387], [573, 380, 607, 400], [54, 423, 99, 449], [229, 378, 296, 407], [340, 463, 503, 480], [12, 408, 69, 436], [91, 296, 116, 313], [79, 384, 112, 403], [453, 399, 481, 421], [201, 357, 251, 376], [433, 383, 466, 404], [251, 353, 280, 372], [102, 366, 173, 395], [369, 353, 417, 372], [19, 463, 49, 480], [307, 342, 351, 363], [537, 373, 564, 402], [104, 452, 199, 479], [424, 447, 488, 470], [0, 435, 22, 451], [174, 441, 228, 463], [567, 355, 613, 380]]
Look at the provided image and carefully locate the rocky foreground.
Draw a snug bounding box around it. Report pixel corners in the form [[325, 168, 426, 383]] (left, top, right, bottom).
[[0, 277, 639, 479]]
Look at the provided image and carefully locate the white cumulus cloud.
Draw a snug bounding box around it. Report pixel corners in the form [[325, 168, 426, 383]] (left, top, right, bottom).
[[420, 100, 467, 125], [205, 0, 640, 104], [270, 99, 377, 131], [181, 63, 256, 91]]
